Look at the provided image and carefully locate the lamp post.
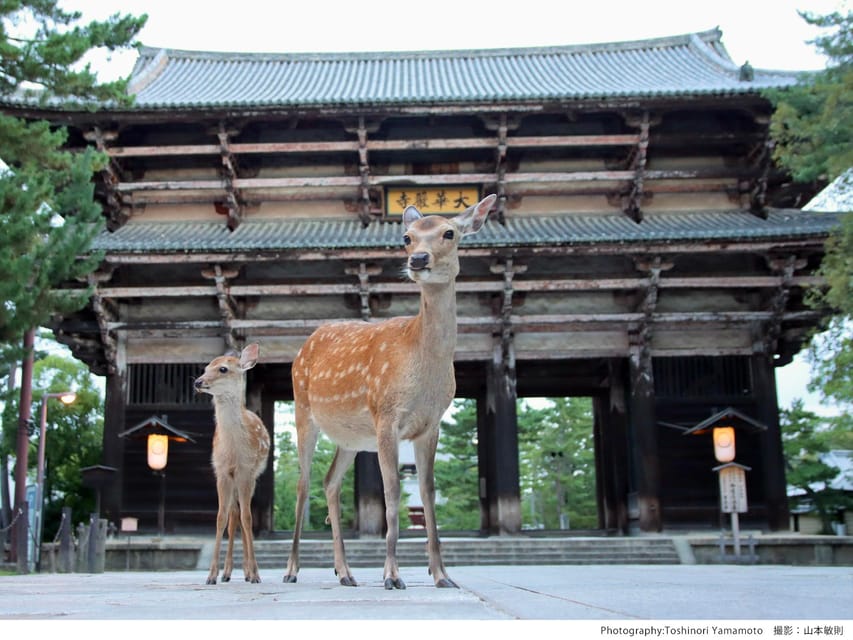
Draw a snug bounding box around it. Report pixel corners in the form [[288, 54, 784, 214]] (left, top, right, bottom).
[[33, 390, 76, 571], [684, 407, 767, 563], [147, 433, 169, 536], [117, 415, 194, 536]]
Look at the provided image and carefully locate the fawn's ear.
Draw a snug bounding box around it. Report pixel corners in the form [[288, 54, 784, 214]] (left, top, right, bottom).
[[402, 205, 423, 229], [240, 343, 259, 370], [455, 194, 495, 236]]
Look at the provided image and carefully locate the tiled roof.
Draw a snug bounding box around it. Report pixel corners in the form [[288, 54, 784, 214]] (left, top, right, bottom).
[[125, 29, 804, 110], [93, 209, 842, 254]]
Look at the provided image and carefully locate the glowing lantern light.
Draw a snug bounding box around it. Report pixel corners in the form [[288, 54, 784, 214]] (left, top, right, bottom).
[[147, 434, 169, 470], [713, 426, 736, 464]]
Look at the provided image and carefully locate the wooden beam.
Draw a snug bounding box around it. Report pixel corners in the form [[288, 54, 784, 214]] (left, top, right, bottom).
[[623, 111, 650, 222], [105, 309, 821, 333], [217, 123, 243, 230], [102, 133, 643, 158], [87, 273, 119, 374], [93, 274, 823, 299], [113, 166, 756, 194]]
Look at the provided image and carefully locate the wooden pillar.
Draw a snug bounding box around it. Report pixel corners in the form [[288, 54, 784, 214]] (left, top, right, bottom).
[[480, 358, 521, 534], [354, 452, 385, 536], [475, 393, 489, 533], [628, 348, 662, 532], [593, 395, 612, 529], [101, 368, 126, 527], [594, 359, 631, 533], [254, 392, 275, 534], [752, 354, 790, 530]]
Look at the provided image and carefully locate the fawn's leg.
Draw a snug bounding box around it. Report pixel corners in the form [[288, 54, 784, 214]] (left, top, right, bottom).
[[237, 478, 260, 583], [206, 477, 233, 585]]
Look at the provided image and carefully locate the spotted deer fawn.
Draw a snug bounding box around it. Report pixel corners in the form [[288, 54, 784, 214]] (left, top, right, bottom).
[[194, 343, 271, 585], [285, 193, 495, 589]]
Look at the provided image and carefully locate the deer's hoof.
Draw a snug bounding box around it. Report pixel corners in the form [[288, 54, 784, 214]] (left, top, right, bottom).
[[340, 576, 358, 587], [221, 575, 231, 583], [205, 577, 217, 585], [384, 577, 406, 590], [436, 577, 459, 589], [246, 576, 261, 584], [282, 574, 297, 583]]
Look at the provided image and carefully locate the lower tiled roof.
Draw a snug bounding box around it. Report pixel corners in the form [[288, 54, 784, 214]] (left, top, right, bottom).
[[93, 209, 842, 254]]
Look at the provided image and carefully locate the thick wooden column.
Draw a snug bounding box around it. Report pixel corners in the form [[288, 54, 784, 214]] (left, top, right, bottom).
[[354, 452, 385, 536], [752, 354, 790, 530], [628, 348, 662, 532], [594, 362, 631, 533], [254, 392, 275, 533], [101, 368, 126, 527], [479, 358, 521, 534]]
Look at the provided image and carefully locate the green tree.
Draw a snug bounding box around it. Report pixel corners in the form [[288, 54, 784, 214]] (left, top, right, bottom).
[[435, 399, 480, 530], [518, 398, 597, 530], [767, 11, 852, 183], [2, 350, 104, 540], [0, 2, 146, 369], [767, 10, 853, 430], [781, 400, 852, 534], [273, 402, 354, 531]]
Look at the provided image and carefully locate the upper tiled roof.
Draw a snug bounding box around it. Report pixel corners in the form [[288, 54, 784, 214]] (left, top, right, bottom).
[[125, 29, 804, 110], [93, 209, 841, 254]]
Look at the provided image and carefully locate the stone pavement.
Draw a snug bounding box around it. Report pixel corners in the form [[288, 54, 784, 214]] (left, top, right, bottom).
[[0, 563, 851, 627]]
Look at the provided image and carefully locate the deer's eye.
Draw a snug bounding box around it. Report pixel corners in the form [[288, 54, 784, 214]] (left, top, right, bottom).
[[443, 229, 455, 240], [219, 366, 228, 374], [403, 235, 412, 245]]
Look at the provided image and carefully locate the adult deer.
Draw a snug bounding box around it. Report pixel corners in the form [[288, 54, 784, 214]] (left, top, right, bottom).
[[194, 343, 271, 585], [285, 193, 495, 589]]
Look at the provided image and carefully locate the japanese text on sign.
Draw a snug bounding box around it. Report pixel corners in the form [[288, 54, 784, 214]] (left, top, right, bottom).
[[719, 465, 748, 513], [385, 187, 480, 216]]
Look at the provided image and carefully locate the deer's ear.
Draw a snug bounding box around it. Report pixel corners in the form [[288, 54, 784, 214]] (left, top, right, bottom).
[[402, 205, 423, 229], [456, 193, 495, 236], [240, 343, 259, 370]]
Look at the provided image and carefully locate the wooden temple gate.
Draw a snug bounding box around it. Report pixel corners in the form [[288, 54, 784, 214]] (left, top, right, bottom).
[[9, 30, 840, 535]]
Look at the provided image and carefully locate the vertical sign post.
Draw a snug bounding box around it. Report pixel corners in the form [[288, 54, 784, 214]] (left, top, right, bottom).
[[715, 462, 750, 557]]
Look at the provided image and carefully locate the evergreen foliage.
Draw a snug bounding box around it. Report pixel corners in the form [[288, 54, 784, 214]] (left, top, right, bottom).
[[0, 2, 145, 369], [768, 10, 853, 455], [1, 348, 104, 540], [781, 400, 852, 534]]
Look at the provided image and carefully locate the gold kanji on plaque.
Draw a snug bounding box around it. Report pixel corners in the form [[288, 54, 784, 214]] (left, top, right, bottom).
[[385, 187, 481, 217]]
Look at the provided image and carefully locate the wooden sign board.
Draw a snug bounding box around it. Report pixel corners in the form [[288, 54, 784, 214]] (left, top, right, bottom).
[[719, 465, 748, 514], [385, 187, 481, 217]]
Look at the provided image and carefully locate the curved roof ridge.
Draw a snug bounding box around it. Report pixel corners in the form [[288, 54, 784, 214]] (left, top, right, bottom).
[[134, 28, 727, 64], [119, 29, 806, 109], [128, 48, 170, 95]]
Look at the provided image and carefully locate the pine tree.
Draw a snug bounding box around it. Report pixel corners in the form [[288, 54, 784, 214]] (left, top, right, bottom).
[[767, 11, 853, 442], [0, 2, 146, 369], [781, 400, 852, 534]]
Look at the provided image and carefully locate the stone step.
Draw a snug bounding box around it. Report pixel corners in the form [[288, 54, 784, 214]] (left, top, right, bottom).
[[218, 537, 682, 569]]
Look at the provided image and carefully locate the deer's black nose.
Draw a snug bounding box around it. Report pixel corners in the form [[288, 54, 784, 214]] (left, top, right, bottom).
[[409, 252, 430, 270]]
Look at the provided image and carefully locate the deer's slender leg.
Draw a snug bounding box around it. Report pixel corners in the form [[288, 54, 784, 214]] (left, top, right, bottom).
[[376, 425, 404, 590], [323, 447, 358, 586], [414, 430, 457, 588], [222, 500, 239, 582], [237, 473, 261, 583], [207, 477, 233, 585], [283, 421, 318, 583]]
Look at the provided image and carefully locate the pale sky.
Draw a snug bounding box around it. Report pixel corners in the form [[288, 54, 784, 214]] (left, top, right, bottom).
[[61, 0, 846, 414], [69, 0, 847, 79]]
